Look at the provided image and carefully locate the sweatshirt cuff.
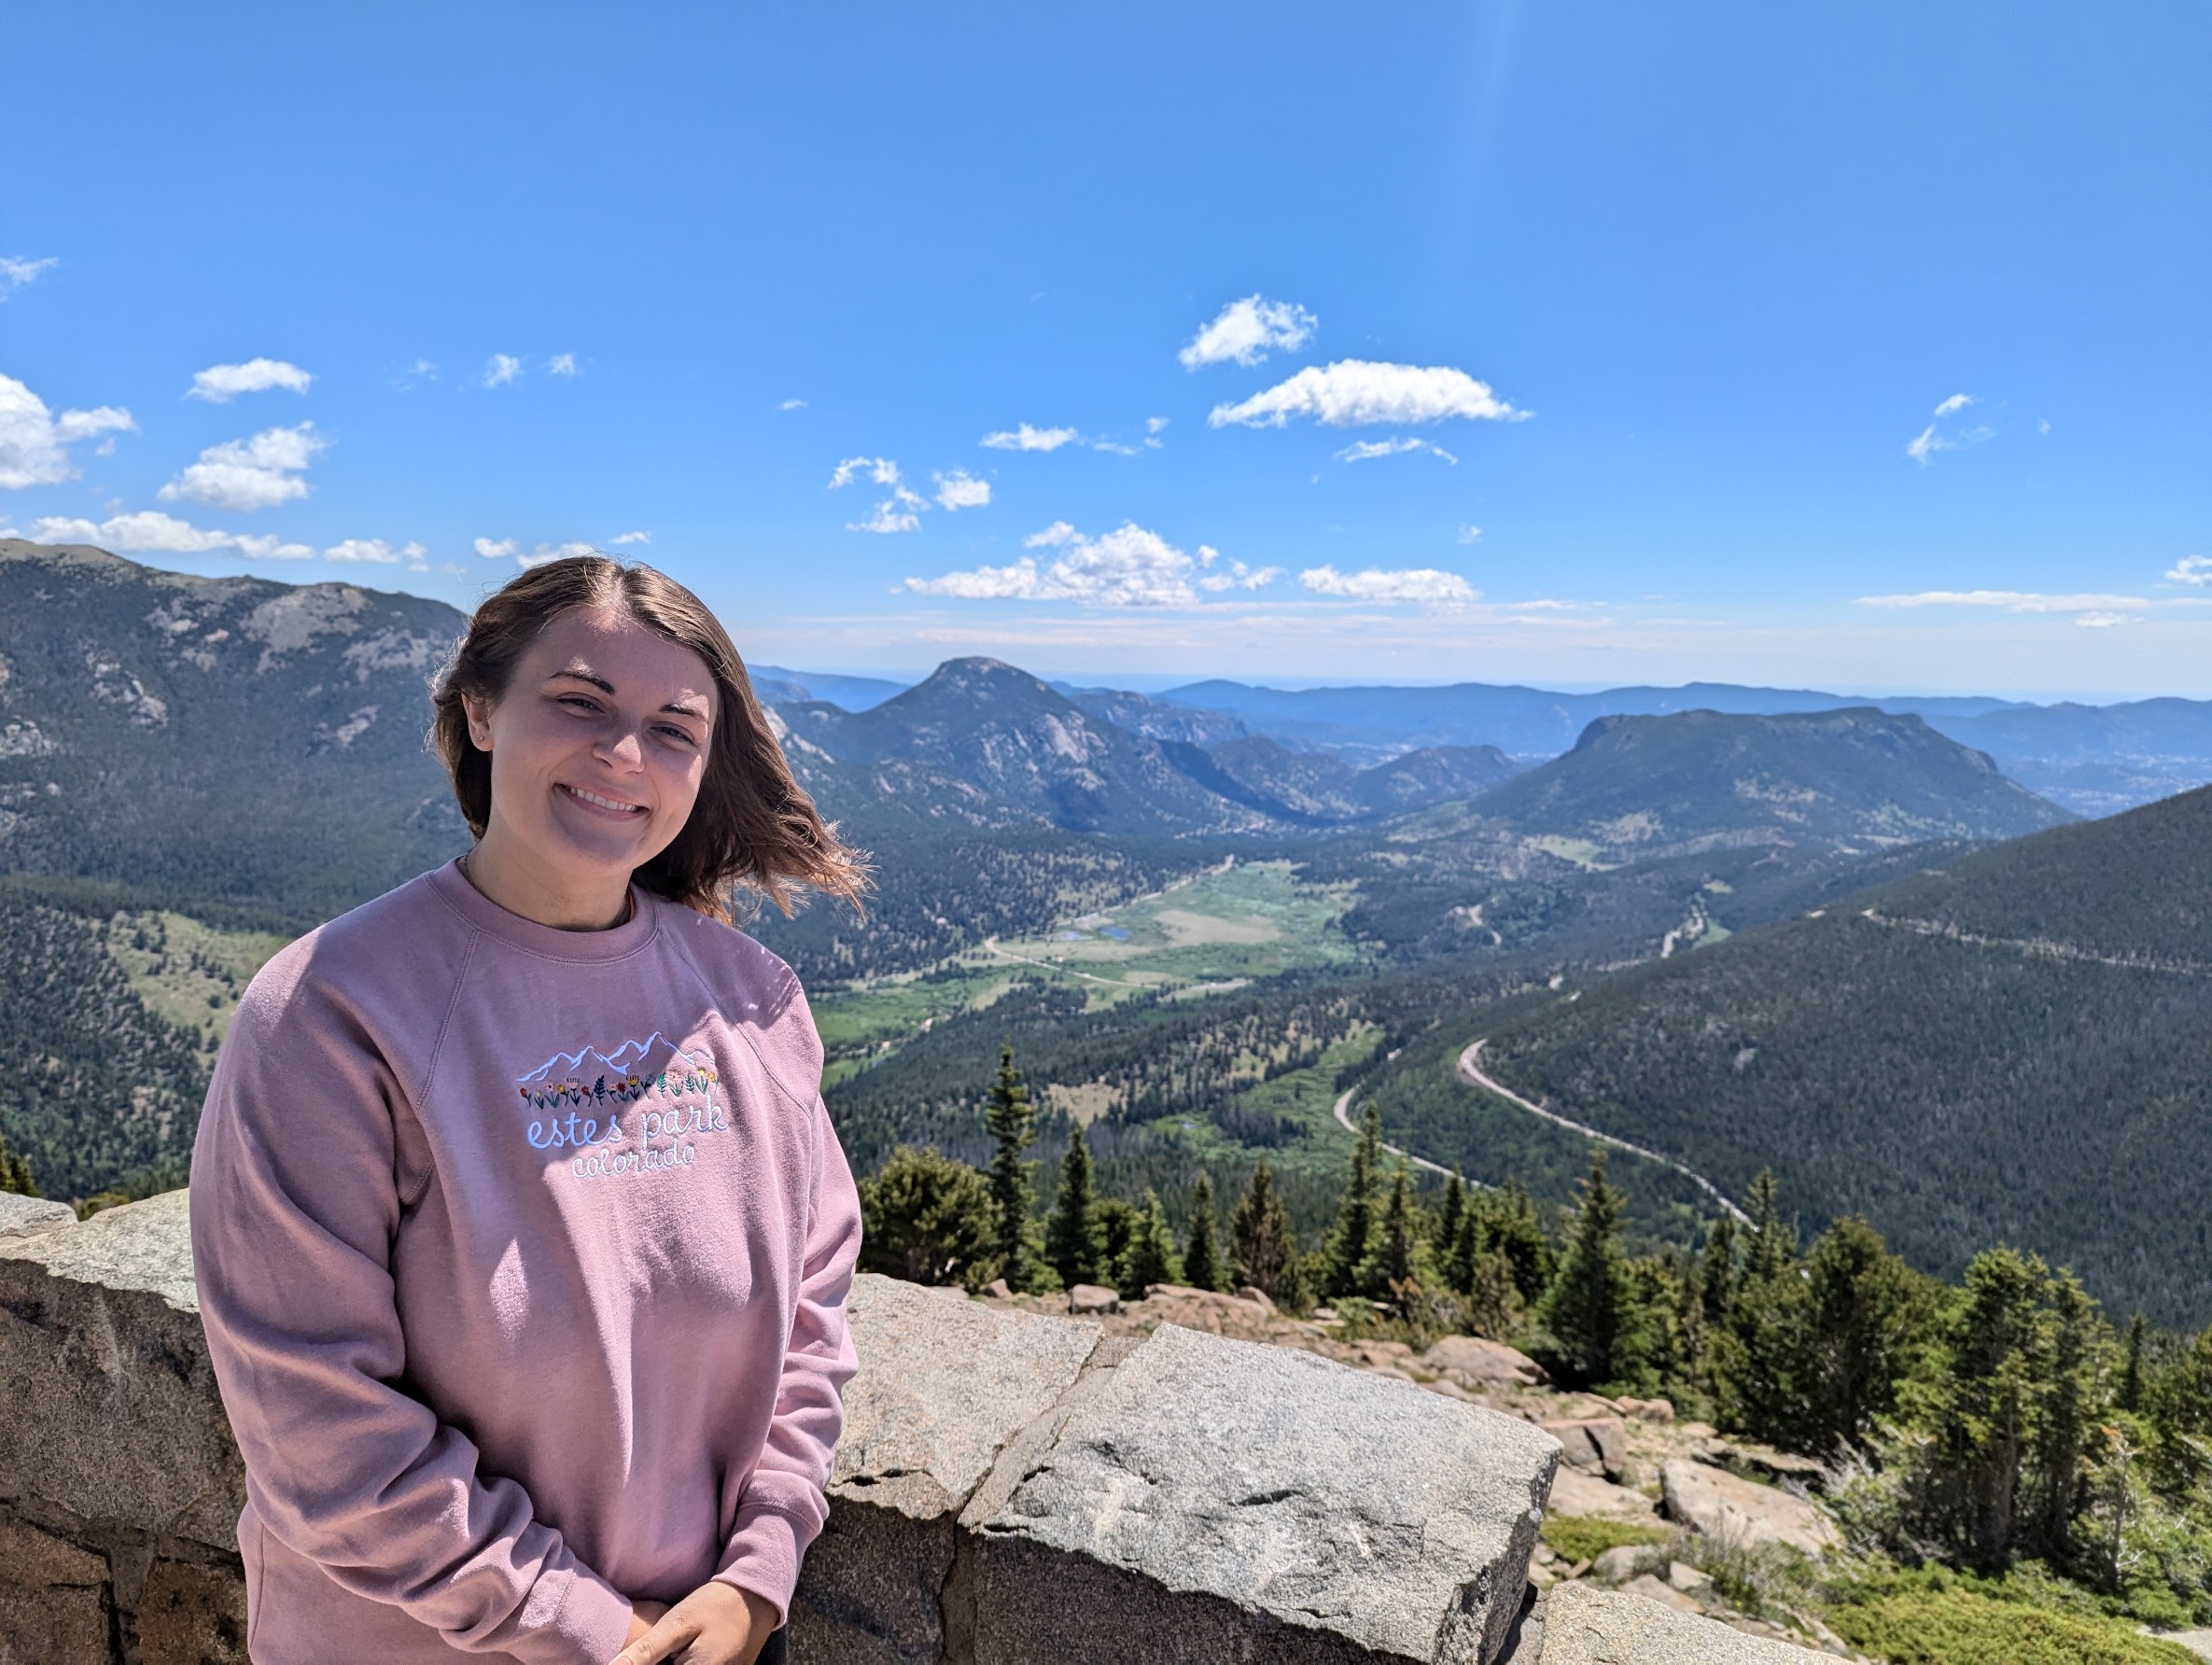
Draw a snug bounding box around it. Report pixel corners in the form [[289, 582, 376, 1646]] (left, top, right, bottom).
[[530, 1564, 635, 1665], [713, 1504, 807, 1625]]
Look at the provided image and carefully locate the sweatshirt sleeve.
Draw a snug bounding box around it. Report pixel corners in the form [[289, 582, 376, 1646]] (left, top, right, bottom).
[[712, 1093, 863, 1621], [189, 958, 635, 1665]]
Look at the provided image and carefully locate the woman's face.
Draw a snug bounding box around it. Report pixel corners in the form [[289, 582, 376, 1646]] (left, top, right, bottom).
[[462, 605, 717, 894]]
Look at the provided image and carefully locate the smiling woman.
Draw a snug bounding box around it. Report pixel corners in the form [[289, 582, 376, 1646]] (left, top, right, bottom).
[[189, 556, 872, 1665]]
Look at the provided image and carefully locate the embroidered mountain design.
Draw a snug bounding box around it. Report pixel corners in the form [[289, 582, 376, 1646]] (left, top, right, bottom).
[[516, 1032, 676, 1086]]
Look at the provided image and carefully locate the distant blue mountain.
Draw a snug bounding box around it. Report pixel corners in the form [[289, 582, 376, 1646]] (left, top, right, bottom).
[[751, 665, 910, 711]]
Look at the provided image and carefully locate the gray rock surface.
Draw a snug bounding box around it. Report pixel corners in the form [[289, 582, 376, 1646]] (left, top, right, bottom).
[[0, 1190, 77, 1242], [1543, 1418, 1627, 1479], [1545, 1467, 1659, 1522], [1068, 1282, 1120, 1315], [1509, 1584, 1825, 1662], [791, 1274, 1100, 1663], [1659, 1460, 1839, 1559], [1422, 1335, 1548, 1388], [0, 1191, 244, 1549], [1590, 1545, 1646, 1584], [968, 1322, 1561, 1664]]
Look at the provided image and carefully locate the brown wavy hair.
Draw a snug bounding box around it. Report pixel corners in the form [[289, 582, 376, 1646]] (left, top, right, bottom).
[[430, 555, 867, 920]]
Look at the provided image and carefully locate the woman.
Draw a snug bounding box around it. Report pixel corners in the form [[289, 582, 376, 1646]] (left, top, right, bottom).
[[190, 556, 868, 1665]]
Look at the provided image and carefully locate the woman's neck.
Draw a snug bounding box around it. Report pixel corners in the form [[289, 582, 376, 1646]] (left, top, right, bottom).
[[459, 832, 633, 931]]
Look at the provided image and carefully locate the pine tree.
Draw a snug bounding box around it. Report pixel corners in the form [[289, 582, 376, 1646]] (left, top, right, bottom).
[[1698, 1214, 1739, 1329], [1798, 1214, 1927, 1452], [1044, 1125, 1102, 1290], [1118, 1190, 1181, 1294], [2119, 1312, 2148, 1415], [985, 1043, 1039, 1291], [1363, 1160, 1418, 1298], [1230, 1160, 1302, 1305], [1714, 1171, 1810, 1446], [1477, 1180, 1555, 1307], [0, 1129, 35, 1198], [855, 1146, 996, 1287], [1436, 1169, 1466, 1262], [1323, 1103, 1383, 1298], [1091, 1197, 1141, 1292], [1538, 1150, 1638, 1390], [1183, 1174, 1225, 1293], [2031, 1268, 2106, 1559], [1919, 1246, 2052, 1568]]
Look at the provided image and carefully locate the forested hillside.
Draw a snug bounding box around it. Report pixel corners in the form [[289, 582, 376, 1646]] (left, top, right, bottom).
[[1415, 786, 2212, 1322]]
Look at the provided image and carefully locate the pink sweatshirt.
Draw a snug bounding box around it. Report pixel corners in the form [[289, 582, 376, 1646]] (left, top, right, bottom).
[[189, 860, 861, 1665]]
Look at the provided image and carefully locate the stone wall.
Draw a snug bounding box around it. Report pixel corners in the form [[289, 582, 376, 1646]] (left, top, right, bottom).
[[1, 1192, 1816, 1664]]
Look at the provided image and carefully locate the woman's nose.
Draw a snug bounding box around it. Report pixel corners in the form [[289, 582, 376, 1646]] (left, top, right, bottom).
[[598, 727, 645, 768]]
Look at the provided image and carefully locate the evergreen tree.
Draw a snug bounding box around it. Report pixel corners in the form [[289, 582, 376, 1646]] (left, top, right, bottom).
[[1798, 1214, 1929, 1452], [2148, 1325, 2212, 1497], [1229, 1160, 1302, 1306], [1714, 1171, 1810, 1447], [1537, 1150, 1639, 1390], [1118, 1190, 1181, 1294], [984, 1043, 1040, 1291], [1477, 1180, 1555, 1307], [1698, 1214, 1739, 1329], [1044, 1125, 1103, 1290], [1323, 1103, 1383, 1298], [1917, 1246, 2053, 1569], [0, 1129, 35, 1198], [1183, 1174, 1225, 1293], [1091, 1197, 1141, 1292], [1364, 1159, 1419, 1297], [855, 1146, 996, 1287], [2032, 1269, 2106, 1559], [2119, 1312, 2148, 1415], [1436, 1169, 1466, 1262]]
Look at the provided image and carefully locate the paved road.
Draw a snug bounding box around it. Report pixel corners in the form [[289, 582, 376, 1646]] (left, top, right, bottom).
[[1456, 1041, 1749, 1224], [1330, 1086, 1465, 1182]]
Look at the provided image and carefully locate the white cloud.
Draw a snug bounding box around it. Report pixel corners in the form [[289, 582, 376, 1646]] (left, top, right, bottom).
[[1146, 415, 1169, 435], [188, 358, 313, 402], [29, 510, 313, 561], [1337, 436, 1458, 465], [475, 536, 600, 567], [1458, 524, 1483, 544], [1904, 425, 1948, 464], [326, 539, 426, 566], [2037, 418, 2051, 437], [483, 354, 524, 388], [933, 470, 991, 511], [2074, 612, 2137, 629], [1933, 392, 1976, 417], [159, 422, 325, 511], [1195, 547, 1282, 593], [0, 372, 137, 489], [1299, 565, 1478, 607], [981, 423, 1082, 452], [2163, 555, 2211, 587], [0, 256, 60, 299], [609, 529, 651, 546], [1179, 295, 1318, 370], [400, 358, 439, 385], [903, 521, 1206, 606], [1210, 360, 1523, 428], [828, 456, 924, 531], [547, 353, 578, 377], [779, 398, 808, 411], [1855, 590, 2150, 613], [829, 455, 903, 488]]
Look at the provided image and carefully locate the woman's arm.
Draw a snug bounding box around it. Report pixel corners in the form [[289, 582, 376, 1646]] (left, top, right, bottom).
[[190, 965, 635, 1665], [709, 1092, 863, 1625]]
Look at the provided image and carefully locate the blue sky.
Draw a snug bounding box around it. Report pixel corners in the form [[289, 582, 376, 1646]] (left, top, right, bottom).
[[5, 2, 2207, 696]]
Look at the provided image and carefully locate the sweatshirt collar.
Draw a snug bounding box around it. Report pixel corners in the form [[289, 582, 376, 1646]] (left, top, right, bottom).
[[426, 859, 663, 963]]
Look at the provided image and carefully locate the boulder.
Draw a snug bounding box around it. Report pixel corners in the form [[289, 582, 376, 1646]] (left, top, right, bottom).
[[1542, 1418, 1628, 1480], [1659, 1461, 1840, 1560], [1616, 1397, 1675, 1424], [1666, 1560, 1712, 1594], [1506, 1582, 1827, 1662], [980, 1277, 1013, 1299], [1238, 1285, 1277, 1313], [139, 1558, 250, 1665], [1545, 1466, 1659, 1522], [966, 1322, 1561, 1665], [1068, 1282, 1121, 1315], [1422, 1335, 1549, 1389], [0, 1191, 76, 1242], [0, 1513, 113, 1665], [791, 1272, 1100, 1663], [1589, 1544, 1645, 1584], [0, 1191, 245, 1548]]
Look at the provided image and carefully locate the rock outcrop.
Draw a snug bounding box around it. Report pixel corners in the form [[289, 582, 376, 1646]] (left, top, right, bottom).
[[1659, 1460, 1841, 1559], [1507, 1583, 1824, 1661]]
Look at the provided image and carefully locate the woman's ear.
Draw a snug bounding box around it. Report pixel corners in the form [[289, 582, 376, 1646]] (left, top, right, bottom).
[[461, 691, 495, 752]]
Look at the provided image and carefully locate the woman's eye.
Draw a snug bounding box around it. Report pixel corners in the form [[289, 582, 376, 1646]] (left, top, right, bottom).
[[656, 725, 700, 746], [557, 695, 599, 713]]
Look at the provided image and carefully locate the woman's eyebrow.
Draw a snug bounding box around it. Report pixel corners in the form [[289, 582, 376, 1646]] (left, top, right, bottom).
[[550, 666, 709, 720]]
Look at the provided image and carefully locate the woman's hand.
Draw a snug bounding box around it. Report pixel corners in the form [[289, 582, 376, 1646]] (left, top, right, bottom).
[[610, 1582, 777, 1665]]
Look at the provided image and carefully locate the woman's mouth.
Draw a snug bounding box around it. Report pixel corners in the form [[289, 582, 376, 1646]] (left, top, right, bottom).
[[559, 783, 649, 818]]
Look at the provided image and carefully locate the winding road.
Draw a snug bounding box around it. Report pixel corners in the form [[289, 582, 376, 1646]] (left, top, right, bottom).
[[1330, 1087, 1464, 1182], [1455, 1041, 1749, 1223]]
